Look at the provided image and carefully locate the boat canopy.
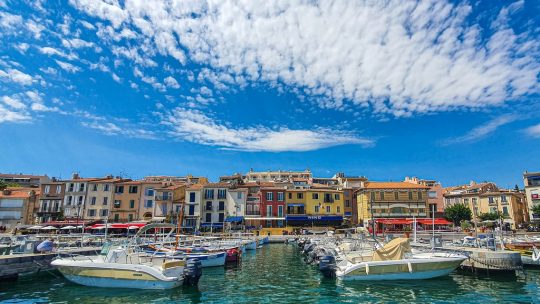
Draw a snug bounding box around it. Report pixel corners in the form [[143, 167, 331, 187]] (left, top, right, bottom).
[[372, 238, 411, 261]]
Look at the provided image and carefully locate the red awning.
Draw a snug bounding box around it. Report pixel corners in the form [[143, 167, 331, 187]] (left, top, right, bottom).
[[376, 219, 412, 225], [87, 222, 148, 229], [416, 218, 452, 225], [41, 220, 89, 226]]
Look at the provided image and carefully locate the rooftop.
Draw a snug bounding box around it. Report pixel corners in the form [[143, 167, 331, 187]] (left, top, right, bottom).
[[0, 187, 39, 199], [361, 182, 430, 189]]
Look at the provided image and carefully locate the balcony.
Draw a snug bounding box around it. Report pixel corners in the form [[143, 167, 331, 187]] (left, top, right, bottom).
[[155, 196, 171, 201], [245, 211, 260, 216]]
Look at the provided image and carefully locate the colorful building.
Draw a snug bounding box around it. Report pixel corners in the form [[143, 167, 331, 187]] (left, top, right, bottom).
[[259, 187, 286, 227], [0, 187, 39, 228], [286, 188, 344, 227], [200, 183, 230, 230], [523, 171, 540, 220], [479, 190, 529, 229], [443, 182, 498, 223], [356, 182, 430, 227], [37, 180, 64, 223], [138, 181, 163, 221], [110, 181, 142, 222], [85, 178, 125, 222], [63, 174, 109, 221], [404, 177, 444, 217]]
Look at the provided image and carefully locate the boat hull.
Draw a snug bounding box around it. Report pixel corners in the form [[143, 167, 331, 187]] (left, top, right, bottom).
[[188, 252, 226, 267], [336, 258, 464, 281], [245, 241, 257, 250]]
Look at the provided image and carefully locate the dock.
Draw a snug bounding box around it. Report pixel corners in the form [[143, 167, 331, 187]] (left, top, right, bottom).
[[0, 247, 101, 282]]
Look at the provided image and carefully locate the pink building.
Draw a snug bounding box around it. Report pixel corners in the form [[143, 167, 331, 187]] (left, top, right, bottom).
[[404, 177, 444, 217]]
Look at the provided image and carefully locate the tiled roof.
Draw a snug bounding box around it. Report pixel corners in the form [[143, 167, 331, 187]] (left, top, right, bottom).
[[204, 182, 231, 188], [0, 173, 47, 178], [0, 188, 38, 198], [187, 184, 204, 190], [362, 182, 429, 189]]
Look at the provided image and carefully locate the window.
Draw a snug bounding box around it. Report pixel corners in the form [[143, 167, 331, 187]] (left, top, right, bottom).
[[206, 201, 212, 211], [266, 192, 274, 201], [103, 197, 108, 205], [87, 209, 96, 217], [314, 205, 320, 213], [92, 184, 98, 191], [503, 207, 509, 215], [464, 198, 469, 205], [501, 196, 507, 202], [379, 192, 384, 200], [237, 192, 243, 199], [205, 213, 212, 222], [278, 205, 284, 217], [205, 189, 214, 199], [129, 200, 135, 208], [267, 205, 273, 216], [100, 209, 108, 217], [188, 205, 195, 215], [44, 185, 50, 194], [217, 189, 227, 199], [128, 186, 138, 193], [115, 186, 124, 194], [104, 184, 109, 191], [312, 193, 319, 199], [408, 191, 413, 200], [145, 188, 154, 196], [114, 200, 121, 208], [334, 194, 340, 200], [77, 196, 83, 205], [345, 200, 350, 207], [189, 192, 196, 203], [371, 192, 375, 201], [297, 193, 303, 199], [418, 191, 422, 199], [337, 206, 341, 213], [79, 184, 85, 192], [218, 213, 224, 222], [53, 201, 60, 212], [56, 185, 61, 193], [326, 206, 331, 213], [324, 193, 333, 203], [428, 191, 437, 198], [91, 197, 96, 205], [128, 214, 133, 222], [288, 193, 292, 199], [67, 196, 73, 205], [472, 198, 477, 205], [394, 192, 399, 200], [68, 183, 74, 192], [114, 214, 119, 222], [42, 201, 48, 212], [144, 200, 153, 208], [277, 192, 284, 201], [218, 201, 225, 211]]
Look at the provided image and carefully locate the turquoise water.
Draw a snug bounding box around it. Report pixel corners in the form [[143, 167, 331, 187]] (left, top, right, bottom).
[[1, 244, 540, 303]]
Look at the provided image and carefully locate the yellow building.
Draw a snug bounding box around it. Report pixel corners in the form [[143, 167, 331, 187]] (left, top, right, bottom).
[[285, 188, 344, 226], [356, 182, 430, 226], [479, 190, 529, 229]]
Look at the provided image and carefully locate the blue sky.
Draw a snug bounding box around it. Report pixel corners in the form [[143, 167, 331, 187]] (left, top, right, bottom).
[[0, 0, 539, 188]]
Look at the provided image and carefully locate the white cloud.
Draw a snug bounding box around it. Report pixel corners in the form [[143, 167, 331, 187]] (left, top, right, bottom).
[[81, 120, 157, 139], [71, 0, 540, 117], [441, 114, 518, 145], [524, 124, 540, 138], [62, 38, 94, 49], [55, 60, 81, 73], [39, 46, 67, 56], [2, 96, 26, 109], [164, 76, 180, 89], [0, 104, 30, 123], [27, 20, 45, 39], [164, 108, 373, 152], [14, 43, 29, 53], [112, 73, 121, 83], [0, 11, 22, 29], [0, 68, 34, 85]]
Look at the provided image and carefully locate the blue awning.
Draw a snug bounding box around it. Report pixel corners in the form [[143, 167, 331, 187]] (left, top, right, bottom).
[[200, 223, 224, 228], [344, 212, 352, 216], [225, 216, 244, 223], [287, 203, 305, 207], [286, 215, 343, 221]]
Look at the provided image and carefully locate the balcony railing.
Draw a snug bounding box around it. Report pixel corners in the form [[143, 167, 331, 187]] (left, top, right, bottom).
[[245, 211, 260, 216], [155, 196, 171, 201]]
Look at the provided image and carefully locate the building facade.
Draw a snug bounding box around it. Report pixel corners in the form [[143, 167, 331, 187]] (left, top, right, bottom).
[[404, 177, 444, 217], [110, 181, 142, 222], [523, 171, 540, 220], [245, 169, 312, 182], [63, 175, 107, 221], [37, 181, 65, 223], [184, 184, 203, 229], [259, 187, 287, 227], [479, 190, 529, 229], [356, 182, 429, 226], [85, 178, 125, 222], [0, 173, 51, 187], [286, 188, 344, 226], [138, 182, 162, 221], [443, 182, 498, 223], [0, 188, 39, 228], [200, 183, 230, 229]]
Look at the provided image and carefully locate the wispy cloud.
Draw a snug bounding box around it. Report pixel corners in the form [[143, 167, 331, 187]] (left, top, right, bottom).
[[441, 114, 518, 145], [55, 60, 80, 73], [81, 120, 157, 140], [163, 108, 373, 152], [0, 68, 34, 85], [524, 124, 540, 138], [71, 0, 539, 117]]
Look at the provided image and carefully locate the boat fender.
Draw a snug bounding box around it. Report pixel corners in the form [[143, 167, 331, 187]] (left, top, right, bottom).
[[318, 255, 336, 278], [365, 263, 369, 275], [533, 247, 540, 262], [183, 258, 202, 286], [408, 262, 413, 273]]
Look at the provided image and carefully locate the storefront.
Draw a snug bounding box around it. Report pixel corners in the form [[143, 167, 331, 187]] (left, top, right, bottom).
[[285, 215, 343, 227]]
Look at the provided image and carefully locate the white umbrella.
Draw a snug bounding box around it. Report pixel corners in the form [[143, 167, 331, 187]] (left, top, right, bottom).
[[92, 226, 106, 230], [127, 226, 140, 230], [28, 226, 43, 230], [60, 225, 76, 230], [41, 226, 58, 230]]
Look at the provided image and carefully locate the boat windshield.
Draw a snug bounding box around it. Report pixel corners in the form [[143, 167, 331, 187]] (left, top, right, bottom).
[[100, 242, 112, 256]]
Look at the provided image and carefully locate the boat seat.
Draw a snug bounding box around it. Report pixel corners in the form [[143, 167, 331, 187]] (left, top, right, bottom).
[[162, 260, 184, 270]]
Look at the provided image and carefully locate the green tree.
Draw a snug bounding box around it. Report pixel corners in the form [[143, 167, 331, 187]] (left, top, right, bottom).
[[0, 181, 22, 190], [532, 205, 540, 216], [478, 211, 502, 221], [514, 184, 520, 192], [444, 204, 472, 226]]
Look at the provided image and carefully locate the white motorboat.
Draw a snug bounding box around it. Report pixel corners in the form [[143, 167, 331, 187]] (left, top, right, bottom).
[[322, 238, 466, 281], [51, 224, 202, 289]]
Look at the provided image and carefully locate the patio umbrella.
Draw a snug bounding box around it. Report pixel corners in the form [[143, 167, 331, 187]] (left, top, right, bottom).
[[41, 226, 58, 230], [28, 226, 43, 230], [60, 225, 76, 230], [92, 226, 106, 230]]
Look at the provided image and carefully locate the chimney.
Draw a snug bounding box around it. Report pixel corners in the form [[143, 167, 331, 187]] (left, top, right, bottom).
[[72, 173, 80, 180]]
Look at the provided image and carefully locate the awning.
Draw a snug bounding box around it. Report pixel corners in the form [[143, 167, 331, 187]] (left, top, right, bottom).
[[225, 216, 244, 223], [344, 212, 352, 216], [245, 217, 285, 221], [416, 218, 452, 225], [287, 203, 305, 207], [286, 215, 343, 221], [88, 223, 147, 229], [376, 219, 412, 225], [200, 223, 224, 228]]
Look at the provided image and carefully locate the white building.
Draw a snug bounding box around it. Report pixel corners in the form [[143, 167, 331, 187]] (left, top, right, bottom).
[[244, 169, 312, 182], [524, 171, 540, 220]]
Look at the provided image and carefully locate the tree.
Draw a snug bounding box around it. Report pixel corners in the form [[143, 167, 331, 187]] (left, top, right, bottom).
[[444, 204, 472, 226], [478, 211, 502, 221], [514, 184, 520, 192], [532, 205, 540, 216]]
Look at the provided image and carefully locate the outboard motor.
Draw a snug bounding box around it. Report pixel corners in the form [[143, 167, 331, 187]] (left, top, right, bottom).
[[319, 255, 336, 278], [183, 259, 202, 286]]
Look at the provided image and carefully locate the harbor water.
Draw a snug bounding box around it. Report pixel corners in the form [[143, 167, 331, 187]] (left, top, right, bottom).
[[1, 244, 540, 303]]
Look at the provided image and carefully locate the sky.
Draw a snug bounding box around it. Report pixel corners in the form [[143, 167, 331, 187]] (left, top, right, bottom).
[[0, 0, 539, 188]]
